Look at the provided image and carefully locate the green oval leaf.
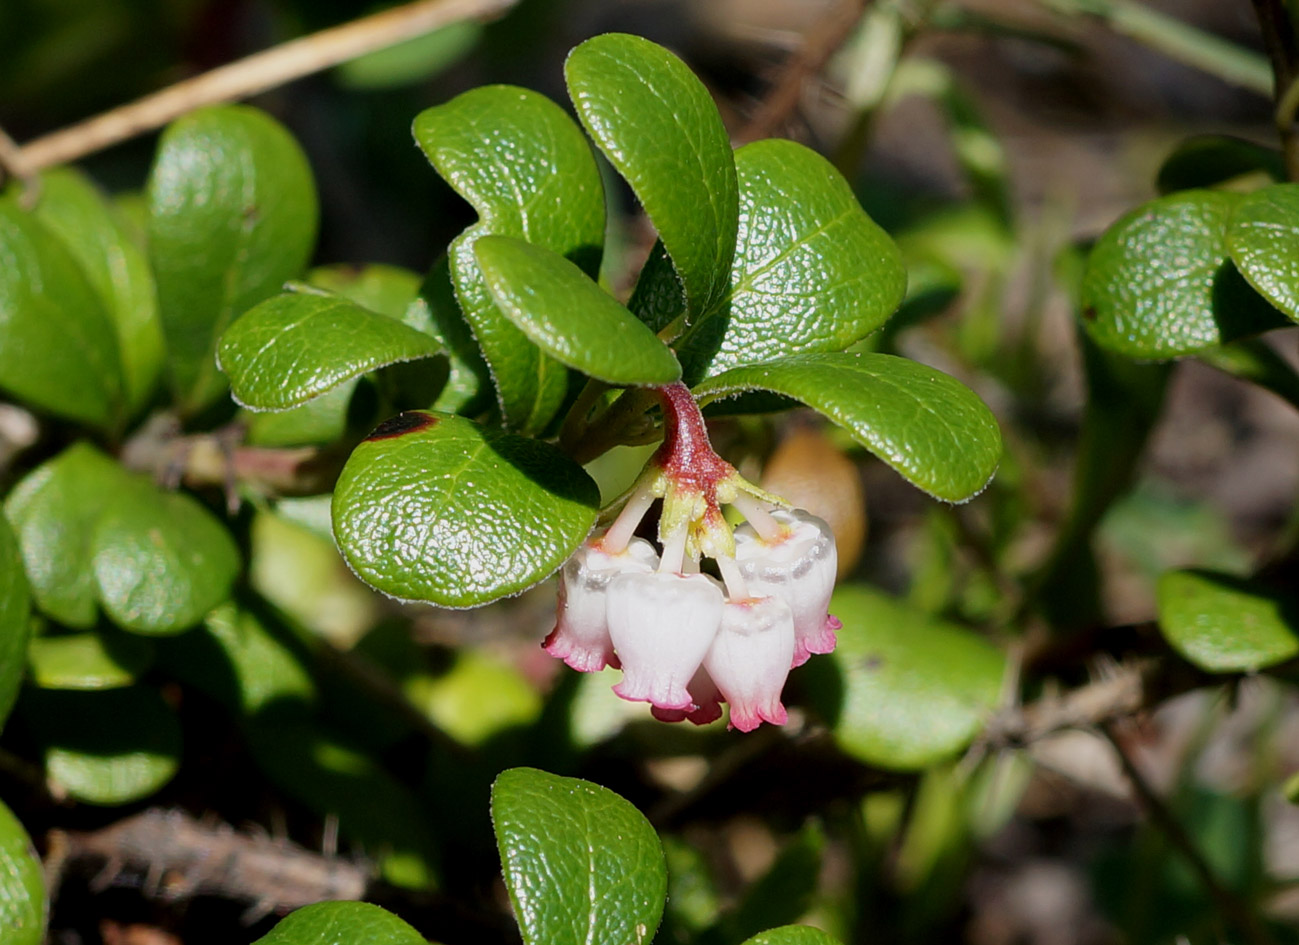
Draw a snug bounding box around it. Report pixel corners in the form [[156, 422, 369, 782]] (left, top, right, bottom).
[[0, 198, 124, 429], [1157, 569, 1299, 672], [1226, 183, 1299, 322], [677, 139, 906, 380], [27, 630, 153, 690], [218, 289, 443, 410], [693, 353, 1001, 502], [25, 686, 181, 804], [0, 516, 32, 729], [5, 443, 130, 628], [0, 798, 44, 945], [475, 235, 680, 385], [742, 928, 844, 945], [91, 485, 241, 635], [492, 767, 666, 945], [332, 412, 599, 606], [820, 585, 1005, 770], [255, 902, 427, 945], [1081, 190, 1285, 359], [567, 33, 736, 320], [148, 104, 319, 413], [414, 85, 604, 432], [33, 168, 164, 414]]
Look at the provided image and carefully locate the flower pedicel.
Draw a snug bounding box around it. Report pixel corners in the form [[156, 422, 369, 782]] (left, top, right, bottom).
[[546, 382, 839, 731]]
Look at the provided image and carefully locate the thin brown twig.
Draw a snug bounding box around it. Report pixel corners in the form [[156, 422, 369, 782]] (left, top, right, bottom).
[[1103, 721, 1277, 945], [3, 0, 518, 179], [736, 0, 868, 144], [1251, 0, 1299, 180]]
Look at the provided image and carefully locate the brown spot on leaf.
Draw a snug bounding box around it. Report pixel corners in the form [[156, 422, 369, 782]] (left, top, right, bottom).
[[861, 653, 885, 671], [366, 412, 438, 441], [1081, 305, 1097, 321]]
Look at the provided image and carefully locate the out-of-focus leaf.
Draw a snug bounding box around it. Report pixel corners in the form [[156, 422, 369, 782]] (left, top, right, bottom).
[[27, 630, 153, 690], [404, 649, 541, 747], [33, 168, 164, 413], [0, 516, 31, 728], [414, 86, 604, 432], [0, 798, 44, 945], [306, 263, 423, 320], [1156, 135, 1285, 194], [25, 686, 181, 805], [148, 105, 318, 412], [332, 412, 598, 607], [693, 353, 1001, 503], [0, 198, 124, 429], [820, 586, 1004, 769], [567, 33, 736, 321], [492, 767, 666, 945], [1157, 569, 1299, 672], [245, 382, 358, 447], [1081, 190, 1285, 358], [254, 901, 429, 945], [336, 19, 480, 89], [203, 603, 316, 715], [474, 235, 680, 385], [740, 928, 843, 945]]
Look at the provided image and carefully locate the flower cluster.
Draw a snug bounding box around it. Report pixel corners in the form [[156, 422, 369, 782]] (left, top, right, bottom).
[[544, 383, 839, 731]]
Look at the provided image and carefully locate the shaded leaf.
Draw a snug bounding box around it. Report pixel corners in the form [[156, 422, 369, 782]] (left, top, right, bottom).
[[148, 104, 318, 412], [0, 515, 31, 728], [492, 767, 666, 945], [567, 33, 736, 321], [693, 353, 1001, 502], [333, 412, 598, 607], [414, 86, 604, 432], [0, 798, 44, 945], [475, 235, 680, 385], [1157, 135, 1284, 194], [1157, 569, 1299, 672], [27, 630, 153, 690]]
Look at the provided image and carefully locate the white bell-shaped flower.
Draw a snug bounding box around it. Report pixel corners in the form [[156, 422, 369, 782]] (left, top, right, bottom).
[[650, 668, 724, 725], [734, 508, 838, 667], [544, 536, 658, 672], [608, 571, 724, 710], [704, 595, 795, 731]]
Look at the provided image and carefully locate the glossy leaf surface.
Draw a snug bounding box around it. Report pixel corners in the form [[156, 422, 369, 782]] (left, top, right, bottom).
[[1226, 183, 1299, 321], [0, 516, 31, 728], [91, 484, 240, 635], [34, 168, 164, 413], [566, 33, 736, 319], [1081, 190, 1284, 358], [255, 902, 428, 945], [27, 630, 153, 690], [475, 235, 680, 385], [694, 353, 1001, 502], [26, 686, 181, 804], [333, 412, 598, 606], [148, 105, 318, 412], [492, 767, 666, 945], [822, 586, 1004, 769], [218, 289, 442, 410], [5, 443, 129, 628], [414, 86, 604, 432], [0, 199, 123, 429], [0, 799, 44, 945], [1157, 569, 1299, 672], [742, 928, 844, 945], [678, 140, 906, 380]]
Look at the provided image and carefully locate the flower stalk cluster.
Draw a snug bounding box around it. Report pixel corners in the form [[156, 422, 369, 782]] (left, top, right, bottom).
[[545, 383, 839, 731]]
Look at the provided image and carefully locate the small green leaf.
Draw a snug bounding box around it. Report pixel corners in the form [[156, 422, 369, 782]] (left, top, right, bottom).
[[693, 353, 1001, 502], [819, 586, 1005, 770], [492, 767, 666, 945], [218, 289, 443, 411], [405, 649, 542, 747], [1081, 190, 1285, 359], [475, 235, 680, 385], [148, 104, 318, 412], [566, 33, 736, 320], [0, 516, 32, 728], [741, 928, 843, 945], [255, 901, 429, 945], [203, 603, 317, 714], [333, 412, 598, 607], [676, 139, 906, 380], [1157, 569, 1299, 672], [5, 443, 130, 628], [91, 484, 241, 635], [0, 798, 44, 945], [25, 686, 181, 805], [414, 86, 604, 432], [33, 168, 165, 414], [307, 263, 423, 320], [1226, 183, 1299, 321], [0, 199, 124, 429], [1156, 135, 1285, 194], [336, 19, 480, 89], [27, 630, 153, 690]]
